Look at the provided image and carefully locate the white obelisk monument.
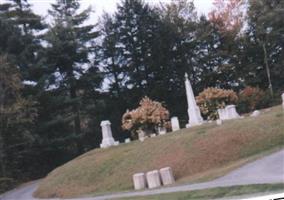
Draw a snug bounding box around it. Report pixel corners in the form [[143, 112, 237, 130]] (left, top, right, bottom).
[[185, 73, 203, 128]]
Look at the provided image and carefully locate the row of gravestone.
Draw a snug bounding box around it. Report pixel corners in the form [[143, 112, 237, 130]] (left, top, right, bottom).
[[133, 167, 175, 190], [171, 104, 241, 131], [99, 120, 169, 148], [100, 93, 284, 148]]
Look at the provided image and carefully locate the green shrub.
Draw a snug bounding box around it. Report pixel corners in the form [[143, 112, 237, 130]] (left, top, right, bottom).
[[122, 97, 170, 138], [196, 87, 238, 120], [238, 86, 270, 113]]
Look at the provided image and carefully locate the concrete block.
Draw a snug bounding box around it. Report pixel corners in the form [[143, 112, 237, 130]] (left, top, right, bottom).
[[133, 173, 146, 190], [171, 117, 180, 131], [159, 167, 175, 185], [250, 110, 260, 117], [216, 119, 222, 125], [146, 170, 161, 189], [150, 134, 156, 138], [125, 138, 131, 143]]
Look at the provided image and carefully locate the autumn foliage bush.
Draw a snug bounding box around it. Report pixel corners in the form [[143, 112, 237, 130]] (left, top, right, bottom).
[[238, 86, 269, 113], [122, 97, 169, 137], [196, 87, 238, 120]]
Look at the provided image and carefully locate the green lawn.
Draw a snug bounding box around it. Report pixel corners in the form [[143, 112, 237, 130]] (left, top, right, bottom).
[[119, 184, 284, 200], [34, 106, 284, 198]]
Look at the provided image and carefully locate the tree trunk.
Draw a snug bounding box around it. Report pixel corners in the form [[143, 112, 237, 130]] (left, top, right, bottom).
[[69, 79, 83, 154], [0, 81, 7, 177], [262, 43, 273, 96], [0, 129, 7, 177]]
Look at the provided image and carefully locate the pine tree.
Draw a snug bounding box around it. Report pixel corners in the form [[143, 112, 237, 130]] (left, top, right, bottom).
[[40, 0, 101, 154], [0, 0, 45, 79], [113, 0, 161, 98], [0, 55, 36, 178]]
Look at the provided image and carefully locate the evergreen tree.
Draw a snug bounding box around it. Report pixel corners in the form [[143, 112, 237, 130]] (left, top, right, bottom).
[[0, 0, 45, 79], [157, 0, 198, 120], [39, 0, 101, 154], [113, 0, 161, 100], [0, 55, 36, 179]]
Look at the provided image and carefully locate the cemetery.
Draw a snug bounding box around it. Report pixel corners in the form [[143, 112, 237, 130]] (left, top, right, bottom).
[[33, 92, 284, 198], [0, 0, 283, 199]]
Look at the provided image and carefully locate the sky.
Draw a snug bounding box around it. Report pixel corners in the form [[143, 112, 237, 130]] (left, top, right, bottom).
[[24, 0, 214, 22]]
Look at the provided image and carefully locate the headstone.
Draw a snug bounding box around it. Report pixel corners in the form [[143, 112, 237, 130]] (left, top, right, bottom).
[[133, 173, 147, 190], [217, 108, 228, 120], [150, 134, 156, 138], [282, 93, 284, 109], [100, 120, 118, 148], [159, 167, 175, 186], [139, 137, 145, 142], [114, 141, 119, 146], [226, 105, 240, 119], [171, 117, 180, 131], [216, 119, 222, 125], [158, 127, 167, 135], [250, 110, 260, 117], [146, 170, 161, 189], [138, 129, 146, 141], [218, 105, 240, 120], [184, 73, 203, 127], [125, 138, 131, 143]]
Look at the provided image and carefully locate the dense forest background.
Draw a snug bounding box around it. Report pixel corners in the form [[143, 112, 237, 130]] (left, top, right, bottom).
[[0, 0, 283, 190]]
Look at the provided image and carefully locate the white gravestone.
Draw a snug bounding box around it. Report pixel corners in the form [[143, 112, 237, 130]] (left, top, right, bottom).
[[171, 117, 180, 131], [226, 105, 240, 119], [138, 129, 146, 140], [114, 141, 119, 146], [250, 110, 260, 117], [146, 170, 161, 189], [100, 120, 118, 148], [217, 108, 228, 120], [218, 105, 240, 120], [158, 127, 167, 135], [282, 93, 284, 109], [216, 119, 222, 125], [125, 138, 131, 143], [185, 73, 203, 127], [150, 134, 156, 138], [159, 167, 175, 186], [133, 173, 147, 190]]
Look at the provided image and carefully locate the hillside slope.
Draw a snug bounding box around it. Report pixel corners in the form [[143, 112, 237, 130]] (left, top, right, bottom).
[[34, 106, 284, 198]]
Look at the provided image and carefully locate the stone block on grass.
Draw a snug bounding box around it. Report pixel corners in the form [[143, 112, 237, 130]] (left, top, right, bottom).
[[125, 138, 131, 143], [146, 170, 161, 189], [159, 167, 175, 186], [133, 173, 146, 190]]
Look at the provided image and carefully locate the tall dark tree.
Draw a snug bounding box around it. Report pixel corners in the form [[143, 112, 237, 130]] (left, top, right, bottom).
[[39, 0, 101, 154], [242, 0, 284, 95], [156, 0, 198, 121], [0, 55, 36, 179], [0, 0, 45, 79], [113, 0, 162, 100]]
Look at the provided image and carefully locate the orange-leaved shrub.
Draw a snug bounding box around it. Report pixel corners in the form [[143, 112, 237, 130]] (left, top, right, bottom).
[[238, 86, 269, 113], [196, 87, 238, 120], [122, 97, 169, 137]]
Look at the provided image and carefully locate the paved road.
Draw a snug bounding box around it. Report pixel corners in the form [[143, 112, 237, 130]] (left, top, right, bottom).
[[1, 149, 284, 200]]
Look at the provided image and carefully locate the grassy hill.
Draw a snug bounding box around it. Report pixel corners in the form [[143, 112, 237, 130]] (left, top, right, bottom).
[[34, 106, 284, 198]]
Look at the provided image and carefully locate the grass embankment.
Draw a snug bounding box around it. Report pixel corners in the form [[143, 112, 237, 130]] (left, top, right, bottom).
[[35, 106, 284, 198], [120, 184, 284, 200]]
